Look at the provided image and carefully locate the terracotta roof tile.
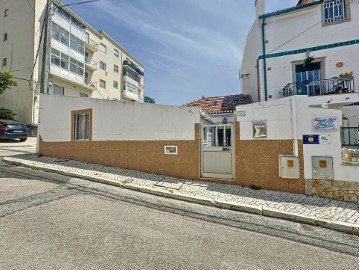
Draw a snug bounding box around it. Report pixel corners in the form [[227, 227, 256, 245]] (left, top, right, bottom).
[[184, 94, 253, 114]]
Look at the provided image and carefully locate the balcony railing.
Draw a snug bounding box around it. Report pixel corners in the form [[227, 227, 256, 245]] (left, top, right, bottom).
[[84, 78, 96, 89], [85, 57, 97, 71], [85, 38, 98, 52], [341, 127, 359, 147], [280, 76, 355, 97]]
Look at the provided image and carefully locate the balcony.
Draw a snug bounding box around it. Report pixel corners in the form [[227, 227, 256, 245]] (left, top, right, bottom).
[[84, 78, 96, 89], [85, 57, 97, 71], [85, 38, 98, 52], [123, 60, 144, 76], [280, 77, 355, 97]]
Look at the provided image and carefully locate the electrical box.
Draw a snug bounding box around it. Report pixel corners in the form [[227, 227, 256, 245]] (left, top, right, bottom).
[[279, 155, 300, 179], [312, 156, 333, 180]]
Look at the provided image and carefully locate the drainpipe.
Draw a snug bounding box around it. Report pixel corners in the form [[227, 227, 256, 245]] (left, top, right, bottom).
[[290, 99, 299, 157], [256, 58, 261, 102], [261, 17, 268, 101]]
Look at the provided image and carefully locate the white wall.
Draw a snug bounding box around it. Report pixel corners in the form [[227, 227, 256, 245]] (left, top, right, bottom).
[[342, 105, 359, 127], [236, 95, 359, 182], [236, 97, 294, 140], [240, 22, 260, 101], [39, 95, 200, 142]]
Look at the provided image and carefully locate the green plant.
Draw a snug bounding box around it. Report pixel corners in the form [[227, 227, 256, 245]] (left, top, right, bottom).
[[0, 72, 17, 95], [303, 56, 314, 67], [0, 107, 16, 120]]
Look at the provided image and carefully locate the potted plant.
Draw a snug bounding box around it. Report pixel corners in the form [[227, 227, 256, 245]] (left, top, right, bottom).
[[339, 71, 353, 81]]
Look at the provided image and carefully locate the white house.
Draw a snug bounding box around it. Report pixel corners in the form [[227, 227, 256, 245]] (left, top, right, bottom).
[[241, 0, 358, 102], [239, 0, 359, 201]]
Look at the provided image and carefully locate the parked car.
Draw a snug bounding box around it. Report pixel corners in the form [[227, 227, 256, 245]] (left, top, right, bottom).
[[0, 119, 28, 141]]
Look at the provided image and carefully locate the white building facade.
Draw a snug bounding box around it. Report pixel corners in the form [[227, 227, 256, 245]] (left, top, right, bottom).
[[241, 0, 358, 102], [0, 0, 144, 125], [239, 0, 359, 201]]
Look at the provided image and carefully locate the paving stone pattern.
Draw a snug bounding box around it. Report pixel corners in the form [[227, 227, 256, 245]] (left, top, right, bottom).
[[4, 154, 359, 226]]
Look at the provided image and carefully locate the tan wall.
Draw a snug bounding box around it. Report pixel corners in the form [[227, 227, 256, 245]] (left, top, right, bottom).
[[234, 123, 305, 194], [39, 124, 200, 180], [39, 122, 306, 194]]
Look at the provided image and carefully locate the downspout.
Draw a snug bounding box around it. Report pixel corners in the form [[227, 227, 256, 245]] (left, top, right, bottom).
[[290, 98, 299, 157], [256, 58, 261, 102], [261, 17, 268, 101]]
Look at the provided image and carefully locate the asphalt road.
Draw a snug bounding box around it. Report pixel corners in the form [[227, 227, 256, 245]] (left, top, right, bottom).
[[1, 139, 359, 269]]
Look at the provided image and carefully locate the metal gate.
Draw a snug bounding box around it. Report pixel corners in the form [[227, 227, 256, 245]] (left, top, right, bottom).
[[201, 124, 234, 180]]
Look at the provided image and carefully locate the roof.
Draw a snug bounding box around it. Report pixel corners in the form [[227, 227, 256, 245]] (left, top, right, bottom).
[[259, 0, 322, 19], [184, 94, 253, 114]]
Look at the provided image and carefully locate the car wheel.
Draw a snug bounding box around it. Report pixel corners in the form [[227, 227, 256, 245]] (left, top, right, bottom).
[[20, 138, 27, 142]]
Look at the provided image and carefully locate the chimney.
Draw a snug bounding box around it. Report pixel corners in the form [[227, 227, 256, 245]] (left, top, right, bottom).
[[256, 0, 265, 18]]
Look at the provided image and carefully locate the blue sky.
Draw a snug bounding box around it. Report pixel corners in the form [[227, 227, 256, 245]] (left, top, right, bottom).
[[68, 0, 298, 105]]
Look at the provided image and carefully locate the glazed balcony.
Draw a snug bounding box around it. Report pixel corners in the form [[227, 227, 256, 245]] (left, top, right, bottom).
[[280, 76, 355, 97]]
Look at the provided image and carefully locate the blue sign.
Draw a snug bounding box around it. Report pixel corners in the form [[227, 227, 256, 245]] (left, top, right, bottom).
[[303, 135, 320, 144]]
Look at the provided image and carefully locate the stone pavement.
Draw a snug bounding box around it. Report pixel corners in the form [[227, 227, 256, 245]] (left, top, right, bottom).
[[2, 154, 359, 235]]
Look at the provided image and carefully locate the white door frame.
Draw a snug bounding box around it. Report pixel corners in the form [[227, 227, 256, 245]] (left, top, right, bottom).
[[200, 124, 234, 180]]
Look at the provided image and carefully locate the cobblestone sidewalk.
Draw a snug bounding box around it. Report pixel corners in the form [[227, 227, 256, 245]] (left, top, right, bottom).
[[3, 154, 359, 235]]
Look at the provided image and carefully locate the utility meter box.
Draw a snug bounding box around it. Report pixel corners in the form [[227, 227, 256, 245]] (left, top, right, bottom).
[[279, 155, 300, 179], [312, 156, 334, 180]]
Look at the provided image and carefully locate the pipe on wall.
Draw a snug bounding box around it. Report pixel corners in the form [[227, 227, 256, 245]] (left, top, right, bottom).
[[261, 17, 268, 101]]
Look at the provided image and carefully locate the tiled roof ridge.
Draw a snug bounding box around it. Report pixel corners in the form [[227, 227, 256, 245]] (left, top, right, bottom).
[[184, 94, 253, 114]]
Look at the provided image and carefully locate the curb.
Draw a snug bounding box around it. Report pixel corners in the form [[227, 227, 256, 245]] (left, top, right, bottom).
[[3, 157, 359, 236]]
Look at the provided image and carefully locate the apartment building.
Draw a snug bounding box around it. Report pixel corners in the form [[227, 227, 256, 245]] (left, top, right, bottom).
[[0, 0, 144, 124]]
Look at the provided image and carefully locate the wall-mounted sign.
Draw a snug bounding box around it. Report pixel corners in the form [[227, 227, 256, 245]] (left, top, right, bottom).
[[319, 135, 331, 144], [303, 134, 331, 145], [314, 117, 338, 132], [303, 135, 319, 144], [237, 111, 246, 117], [164, 145, 178, 155], [253, 121, 267, 138]]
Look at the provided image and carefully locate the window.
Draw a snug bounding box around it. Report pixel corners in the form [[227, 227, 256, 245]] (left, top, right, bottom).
[[72, 109, 91, 141], [125, 82, 138, 94], [80, 93, 88, 97], [51, 48, 84, 76], [114, 48, 119, 58], [53, 3, 85, 32], [114, 65, 119, 73], [51, 23, 85, 55], [100, 79, 106, 88], [70, 34, 85, 54], [53, 85, 64, 95], [100, 61, 106, 71], [124, 67, 139, 82], [51, 23, 69, 46], [324, 0, 348, 24], [2, 58, 7, 67], [3, 33, 7, 41], [4, 9, 8, 17], [100, 43, 107, 53], [113, 81, 118, 89]]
